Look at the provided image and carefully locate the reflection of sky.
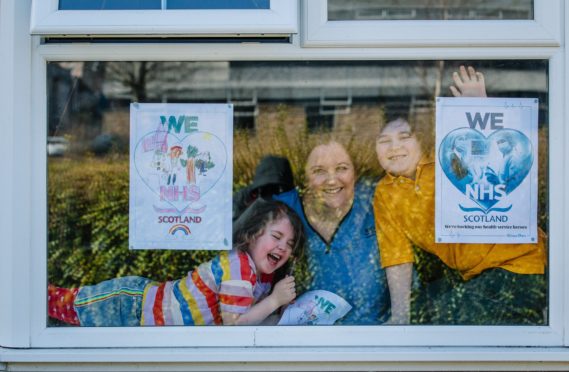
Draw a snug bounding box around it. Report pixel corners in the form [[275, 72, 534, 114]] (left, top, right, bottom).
[[59, 0, 161, 10], [168, 0, 269, 9], [327, 0, 533, 21], [59, 0, 269, 10]]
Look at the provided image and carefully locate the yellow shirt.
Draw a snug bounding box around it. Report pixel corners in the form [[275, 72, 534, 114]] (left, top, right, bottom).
[[373, 156, 546, 280]]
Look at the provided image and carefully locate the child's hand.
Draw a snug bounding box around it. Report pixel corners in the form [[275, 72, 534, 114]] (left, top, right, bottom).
[[270, 276, 296, 307], [450, 65, 487, 98]]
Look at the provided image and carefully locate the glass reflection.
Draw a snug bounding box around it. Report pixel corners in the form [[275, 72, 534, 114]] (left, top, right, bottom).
[[328, 0, 533, 21], [47, 60, 548, 327], [167, 0, 270, 9], [59, 0, 270, 10], [59, 0, 161, 10]]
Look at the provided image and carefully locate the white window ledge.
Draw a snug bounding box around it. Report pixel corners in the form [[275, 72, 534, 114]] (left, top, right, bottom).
[[2, 346, 569, 365]]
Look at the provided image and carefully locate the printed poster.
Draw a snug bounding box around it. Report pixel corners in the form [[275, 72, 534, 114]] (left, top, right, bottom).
[[435, 98, 538, 244], [129, 103, 233, 250]]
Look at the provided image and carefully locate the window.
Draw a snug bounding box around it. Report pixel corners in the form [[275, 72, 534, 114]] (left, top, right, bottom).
[[327, 0, 534, 21], [58, 0, 163, 10], [59, 0, 270, 10], [30, 0, 296, 36], [302, 0, 560, 47], [31, 56, 563, 348]]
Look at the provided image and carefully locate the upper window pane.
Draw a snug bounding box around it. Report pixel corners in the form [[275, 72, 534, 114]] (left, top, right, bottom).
[[328, 0, 534, 21], [167, 0, 269, 10], [59, 0, 270, 10], [59, 0, 161, 10]]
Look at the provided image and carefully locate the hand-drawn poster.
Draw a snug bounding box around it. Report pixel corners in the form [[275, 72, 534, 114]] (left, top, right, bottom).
[[277, 290, 352, 326], [435, 98, 538, 244], [129, 103, 233, 250]]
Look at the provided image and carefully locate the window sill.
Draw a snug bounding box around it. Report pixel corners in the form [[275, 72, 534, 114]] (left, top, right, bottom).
[[2, 346, 569, 364]]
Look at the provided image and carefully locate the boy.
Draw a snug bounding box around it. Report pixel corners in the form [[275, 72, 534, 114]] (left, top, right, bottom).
[[373, 66, 546, 325]]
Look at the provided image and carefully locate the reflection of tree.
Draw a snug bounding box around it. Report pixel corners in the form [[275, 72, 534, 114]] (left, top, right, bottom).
[[49, 62, 106, 140], [105, 62, 158, 101]]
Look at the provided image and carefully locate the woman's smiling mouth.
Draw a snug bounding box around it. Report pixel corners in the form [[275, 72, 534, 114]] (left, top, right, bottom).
[[324, 187, 343, 194]]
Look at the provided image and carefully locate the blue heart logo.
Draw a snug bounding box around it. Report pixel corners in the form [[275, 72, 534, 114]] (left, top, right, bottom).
[[133, 130, 227, 214], [438, 128, 533, 212]]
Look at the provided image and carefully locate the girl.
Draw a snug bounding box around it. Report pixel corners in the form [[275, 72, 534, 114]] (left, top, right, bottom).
[[48, 199, 305, 327]]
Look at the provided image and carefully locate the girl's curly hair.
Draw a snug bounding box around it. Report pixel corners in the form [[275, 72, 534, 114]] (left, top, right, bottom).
[[232, 198, 305, 284]]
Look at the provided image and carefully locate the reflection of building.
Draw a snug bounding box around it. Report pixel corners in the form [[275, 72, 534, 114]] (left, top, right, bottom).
[[50, 61, 548, 154], [327, 0, 533, 21]]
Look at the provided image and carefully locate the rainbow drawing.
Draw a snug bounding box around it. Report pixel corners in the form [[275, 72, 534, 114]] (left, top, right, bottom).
[[169, 224, 191, 236]]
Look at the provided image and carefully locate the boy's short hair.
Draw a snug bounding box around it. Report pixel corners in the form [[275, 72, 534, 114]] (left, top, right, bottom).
[[379, 109, 435, 154]]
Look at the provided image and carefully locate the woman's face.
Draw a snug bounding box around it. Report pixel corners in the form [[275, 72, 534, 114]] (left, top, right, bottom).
[[376, 119, 423, 179], [305, 142, 355, 210]]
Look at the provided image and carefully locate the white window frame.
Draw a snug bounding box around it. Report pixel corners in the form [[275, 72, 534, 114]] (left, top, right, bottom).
[[30, 0, 297, 36], [28, 45, 566, 349], [302, 0, 562, 48]]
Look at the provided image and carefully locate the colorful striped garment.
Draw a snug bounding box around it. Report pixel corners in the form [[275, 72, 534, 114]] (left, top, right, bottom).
[[140, 250, 273, 326]]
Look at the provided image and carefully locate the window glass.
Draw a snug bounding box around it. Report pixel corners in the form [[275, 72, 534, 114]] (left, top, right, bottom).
[[47, 60, 548, 328], [167, 0, 270, 9], [328, 0, 533, 21], [59, 0, 162, 10], [59, 0, 270, 10]]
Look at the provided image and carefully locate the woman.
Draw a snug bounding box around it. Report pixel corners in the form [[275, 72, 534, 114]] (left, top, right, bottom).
[[275, 141, 390, 325]]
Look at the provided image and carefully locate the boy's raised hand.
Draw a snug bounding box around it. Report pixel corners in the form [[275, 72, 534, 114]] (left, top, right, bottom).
[[450, 65, 487, 98]]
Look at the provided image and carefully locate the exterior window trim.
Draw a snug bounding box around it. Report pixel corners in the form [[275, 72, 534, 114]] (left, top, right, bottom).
[[301, 0, 562, 48], [27, 43, 566, 348], [30, 0, 297, 36], [565, 0, 569, 349]]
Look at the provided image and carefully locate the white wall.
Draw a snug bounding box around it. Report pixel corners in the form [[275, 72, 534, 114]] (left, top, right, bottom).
[[0, 0, 32, 348]]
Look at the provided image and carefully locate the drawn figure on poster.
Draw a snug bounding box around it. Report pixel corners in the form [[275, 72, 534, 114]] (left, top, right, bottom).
[[280, 298, 318, 325], [149, 150, 167, 186], [196, 151, 212, 176], [179, 145, 216, 184], [134, 120, 227, 216], [166, 145, 184, 185], [181, 144, 198, 185]]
